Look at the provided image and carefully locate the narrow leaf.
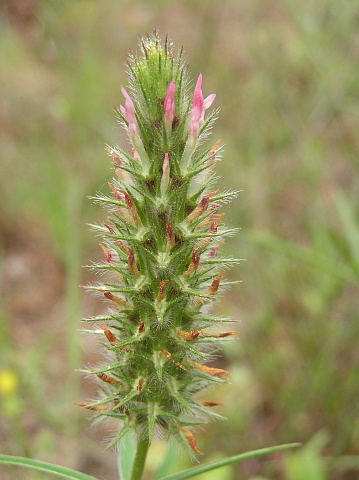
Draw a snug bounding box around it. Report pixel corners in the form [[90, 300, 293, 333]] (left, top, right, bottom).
[[334, 190, 359, 274], [117, 429, 136, 480], [0, 455, 100, 480], [153, 444, 179, 480], [159, 443, 301, 480]]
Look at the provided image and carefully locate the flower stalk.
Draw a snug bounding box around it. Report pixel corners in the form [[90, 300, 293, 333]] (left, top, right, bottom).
[[80, 32, 239, 477]]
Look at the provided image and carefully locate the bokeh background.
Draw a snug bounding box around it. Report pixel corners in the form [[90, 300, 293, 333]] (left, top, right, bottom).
[[1, 1, 358, 479]]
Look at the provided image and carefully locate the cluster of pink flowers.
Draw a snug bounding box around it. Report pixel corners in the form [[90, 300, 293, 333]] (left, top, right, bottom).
[[120, 74, 215, 154]]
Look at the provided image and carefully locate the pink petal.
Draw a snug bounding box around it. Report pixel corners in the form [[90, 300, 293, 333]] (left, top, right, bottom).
[[120, 86, 136, 126], [191, 74, 204, 122], [121, 86, 132, 103], [203, 93, 216, 110], [164, 80, 176, 115], [163, 152, 170, 171]]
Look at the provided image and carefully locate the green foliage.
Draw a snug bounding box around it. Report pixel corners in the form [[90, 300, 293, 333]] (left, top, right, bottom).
[[0, 454, 100, 480], [159, 444, 300, 480], [283, 432, 329, 480], [0, 444, 299, 480], [117, 430, 137, 480]]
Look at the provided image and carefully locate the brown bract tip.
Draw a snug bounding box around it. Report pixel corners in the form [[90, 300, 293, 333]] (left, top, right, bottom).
[[75, 402, 109, 412], [99, 243, 114, 263], [103, 328, 120, 345], [176, 425, 202, 454]]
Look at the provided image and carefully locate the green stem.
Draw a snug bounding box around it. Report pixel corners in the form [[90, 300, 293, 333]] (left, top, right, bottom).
[[130, 437, 149, 480]]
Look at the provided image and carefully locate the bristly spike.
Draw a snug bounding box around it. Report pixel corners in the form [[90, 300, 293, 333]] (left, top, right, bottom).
[[80, 33, 239, 456]]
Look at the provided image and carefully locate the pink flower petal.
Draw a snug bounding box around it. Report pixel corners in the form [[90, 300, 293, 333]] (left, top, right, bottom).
[[163, 81, 176, 135], [164, 81, 176, 117], [203, 93, 216, 110], [120, 86, 136, 127], [191, 74, 204, 123]]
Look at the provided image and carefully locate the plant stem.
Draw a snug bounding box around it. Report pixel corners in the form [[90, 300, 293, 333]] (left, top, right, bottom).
[[130, 437, 149, 480]]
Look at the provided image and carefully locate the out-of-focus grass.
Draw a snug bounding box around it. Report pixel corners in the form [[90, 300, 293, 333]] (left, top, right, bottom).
[[0, 1, 358, 479]]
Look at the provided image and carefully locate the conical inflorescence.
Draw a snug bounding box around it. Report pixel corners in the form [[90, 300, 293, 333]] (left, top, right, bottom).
[[80, 33, 239, 454]]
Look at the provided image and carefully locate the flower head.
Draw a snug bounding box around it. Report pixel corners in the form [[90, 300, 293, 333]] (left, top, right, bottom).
[[81, 33, 238, 459]]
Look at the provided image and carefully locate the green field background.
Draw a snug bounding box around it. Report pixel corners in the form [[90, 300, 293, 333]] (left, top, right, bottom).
[[1, 1, 358, 479]]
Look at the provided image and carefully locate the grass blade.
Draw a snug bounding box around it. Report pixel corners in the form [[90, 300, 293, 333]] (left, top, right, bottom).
[[244, 229, 357, 285], [153, 444, 179, 480], [0, 455, 100, 480], [334, 190, 359, 275], [117, 429, 136, 480], [159, 443, 301, 480]]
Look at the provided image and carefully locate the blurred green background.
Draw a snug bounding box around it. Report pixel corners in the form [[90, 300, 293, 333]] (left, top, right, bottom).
[[1, 1, 358, 479]]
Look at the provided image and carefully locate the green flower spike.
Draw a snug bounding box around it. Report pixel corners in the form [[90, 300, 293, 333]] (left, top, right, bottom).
[[80, 32, 240, 457]]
